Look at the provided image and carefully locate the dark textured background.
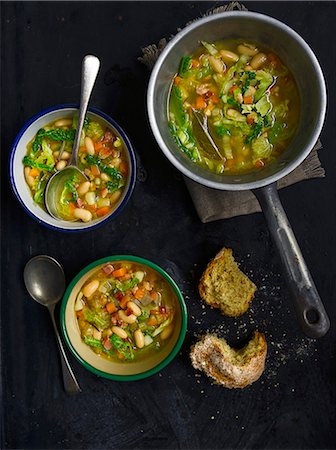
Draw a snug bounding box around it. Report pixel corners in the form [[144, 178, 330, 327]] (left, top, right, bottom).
[[1, 2, 336, 449]]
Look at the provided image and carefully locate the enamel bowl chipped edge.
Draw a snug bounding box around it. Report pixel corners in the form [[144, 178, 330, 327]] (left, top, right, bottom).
[[9, 104, 136, 232], [60, 255, 188, 381]]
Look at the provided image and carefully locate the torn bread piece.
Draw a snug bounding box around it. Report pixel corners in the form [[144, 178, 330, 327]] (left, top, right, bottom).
[[190, 332, 267, 388], [199, 248, 256, 317]]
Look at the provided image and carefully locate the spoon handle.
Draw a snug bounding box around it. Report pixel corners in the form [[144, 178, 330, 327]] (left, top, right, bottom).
[[48, 304, 82, 395], [71, 54, 100, 166]]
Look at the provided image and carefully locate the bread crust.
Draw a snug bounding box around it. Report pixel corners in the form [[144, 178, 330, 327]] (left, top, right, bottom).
[[190, 332, 267, 389], [199, 248, 256, 317]]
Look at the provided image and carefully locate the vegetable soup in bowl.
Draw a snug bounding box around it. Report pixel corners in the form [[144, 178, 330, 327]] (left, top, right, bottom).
[[9, 105, 136, 232], [61, 256, 187, 381]]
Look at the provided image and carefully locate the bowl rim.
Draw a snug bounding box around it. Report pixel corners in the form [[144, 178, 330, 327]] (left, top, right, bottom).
[[9, 103, 136, 232], [60, 255, 188, 381], [147, 10, 327, 191]]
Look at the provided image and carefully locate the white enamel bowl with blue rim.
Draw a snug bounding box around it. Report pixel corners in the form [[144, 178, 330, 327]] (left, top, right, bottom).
[[9, 105, 136, 232]]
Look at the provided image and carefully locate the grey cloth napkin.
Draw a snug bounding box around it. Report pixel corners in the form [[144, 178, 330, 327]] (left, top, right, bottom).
[[139, 1, 325, 222]]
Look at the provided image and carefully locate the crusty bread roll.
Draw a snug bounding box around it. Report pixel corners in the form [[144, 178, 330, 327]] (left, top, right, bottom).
[[199, 248, 256, 317], [190, 331, 267, 388]]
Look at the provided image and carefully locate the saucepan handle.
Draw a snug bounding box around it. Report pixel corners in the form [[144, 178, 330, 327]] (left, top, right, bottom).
[[253, 182, 330, 338]]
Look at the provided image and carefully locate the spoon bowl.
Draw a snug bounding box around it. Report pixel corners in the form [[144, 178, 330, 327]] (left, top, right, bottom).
[[24, 255, 66, 305]]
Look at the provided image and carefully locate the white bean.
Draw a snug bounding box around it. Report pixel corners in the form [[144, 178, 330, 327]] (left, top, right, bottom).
[[112, 326, 128, 339], [74, 208, 92, 223], [110, 190, 121, 204], [160, 323, 174, 340], [53, 150, 60, 158], [220, 49, 239, 63], [85, 191, 96, 205], [84, 136, 95, 155], [77, 181, 91, 196], [208, 56, 225, 73], [24, 167, 34, 187], [118, 310, 137, 324], [237, 44, 258, 56], [83, 279, 99, 298], [134, 329, 145, 349], [111, 158, 121, 168], [56, 160, 67, 171], [54, 118, 73, 127], [250, 53, 267, 70], [93, 329, 102, 340], [101, 173, 110, 182], [127, 301, 142, 317], [61, 151, 71, 160]]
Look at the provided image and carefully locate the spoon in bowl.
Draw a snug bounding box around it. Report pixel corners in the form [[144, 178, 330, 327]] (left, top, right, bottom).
[[24, 255, 81, 395], [45, 54, 100, 219]]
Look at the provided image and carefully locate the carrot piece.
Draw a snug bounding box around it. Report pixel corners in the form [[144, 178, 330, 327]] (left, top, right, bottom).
[[76, 310, 83, 318], [255, 159, 265, 168], [86, 204, 97, 212], [99, 147, 113, 159], [229, 85, 238, 95], [195, 95, 207, 110], [119, 273, 132, 281], [225, 159, 236, 169], [150, 291, 158, 301], [106, 302, 117, 314], [112, 267, 127, 278], [147, 316, 158, 327], [91, 165, 100, 177], [174, 76, 182, 85], [68, 202, 76, 217], [30, 168, 40, 178], [79, 146, 87, 153], [119, 161, 128, 174], [96, 206, 110, 217], [119, 296, 130, 309], [134, 288, 145, 300], [191, 59, 200, 68], [244, 95, 254, 104], [211, 94, 219, 104], [94, 141, 104, 152]]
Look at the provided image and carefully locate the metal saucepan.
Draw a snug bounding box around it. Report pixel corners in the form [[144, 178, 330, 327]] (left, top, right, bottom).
[[147, 11, 330, 338]]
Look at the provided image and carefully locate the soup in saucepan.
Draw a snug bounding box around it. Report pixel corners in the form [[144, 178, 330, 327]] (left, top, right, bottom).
[[168, 40, 300, 174]]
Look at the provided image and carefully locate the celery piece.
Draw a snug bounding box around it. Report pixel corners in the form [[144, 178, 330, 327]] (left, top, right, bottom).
[[201, 41, 218, 56], [170, 85, 189, 128], [83, 335, 103, 348], [215, 125, 230, 137], [222, 134, 234, 160], [152, 317, 173, 337], [83, 309, 110, 330], [178, 56, 192, 77]]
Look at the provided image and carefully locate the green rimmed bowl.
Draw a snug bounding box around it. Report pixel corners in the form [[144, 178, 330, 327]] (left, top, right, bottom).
[[60, 255, 187, 381]]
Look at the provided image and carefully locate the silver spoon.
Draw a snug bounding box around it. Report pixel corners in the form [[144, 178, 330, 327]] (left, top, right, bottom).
[[45, 54, 100, 219], [23, 255, 81, 395]]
